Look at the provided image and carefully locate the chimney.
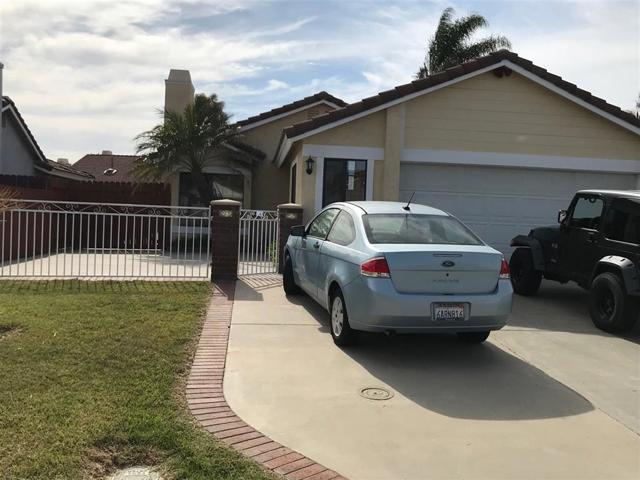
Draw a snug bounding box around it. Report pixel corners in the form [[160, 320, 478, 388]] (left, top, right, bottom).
[[164, 69, 194, 118], [57, 158, 69, 165], [101, 150, 113, 155]]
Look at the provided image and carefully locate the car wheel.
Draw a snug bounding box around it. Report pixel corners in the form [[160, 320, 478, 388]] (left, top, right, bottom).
[[330, 288, 355, 347], [282, 254, 301, 295], [457, 331, 490, 343], [509, 248, 542, 296], [589, 272, 639, 333]]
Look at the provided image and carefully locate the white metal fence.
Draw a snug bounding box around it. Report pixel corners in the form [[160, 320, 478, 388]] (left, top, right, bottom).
[[0, 199, 211, 279], [238, 209, 279, 275]]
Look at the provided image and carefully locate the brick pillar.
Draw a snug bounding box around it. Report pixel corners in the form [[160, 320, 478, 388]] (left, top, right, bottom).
[[277, 203, 304, 273], [210, 199, 241, 281]]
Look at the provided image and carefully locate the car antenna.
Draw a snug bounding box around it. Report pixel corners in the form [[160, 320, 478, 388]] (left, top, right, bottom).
[[403, 192, 415, 211]]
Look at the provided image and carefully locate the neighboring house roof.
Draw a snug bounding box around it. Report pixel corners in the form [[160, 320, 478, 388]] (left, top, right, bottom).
[[45, 159, 94, 179], [74, 153, 144, 183], [75, 142, 265, 183], [275, 50, 640, 165], [2, 96, 92, 180], [235, 91, 348, 130]]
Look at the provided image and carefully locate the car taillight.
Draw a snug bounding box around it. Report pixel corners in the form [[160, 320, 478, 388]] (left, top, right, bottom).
[[500, 258, 510, 279], [361, 257, 391, 278]]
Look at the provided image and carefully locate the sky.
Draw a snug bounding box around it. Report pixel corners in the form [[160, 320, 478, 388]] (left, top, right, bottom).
[[0, 0, 638, 162]]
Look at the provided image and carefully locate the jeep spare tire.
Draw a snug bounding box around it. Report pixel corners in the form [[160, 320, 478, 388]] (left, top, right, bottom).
[[509, 248, 542, 296], [589, 272, 639, 333]]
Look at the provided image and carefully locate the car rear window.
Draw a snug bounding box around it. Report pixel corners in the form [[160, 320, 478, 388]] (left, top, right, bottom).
[[362, 214, 483, 245]]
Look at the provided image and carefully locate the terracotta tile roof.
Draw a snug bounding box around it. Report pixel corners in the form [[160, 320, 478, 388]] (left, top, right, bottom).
[[73, 153, 145, 183], [235, 91, 348, 128], [282, 50, 640, 140]]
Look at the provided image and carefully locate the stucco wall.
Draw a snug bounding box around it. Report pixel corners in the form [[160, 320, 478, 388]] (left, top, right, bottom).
[[404, 71, 640, 160], [305, 111, 386, 148], [242, 103, 335, 210], [1, 115, 36, 176]]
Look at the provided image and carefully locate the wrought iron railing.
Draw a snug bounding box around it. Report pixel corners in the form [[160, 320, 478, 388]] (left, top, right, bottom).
[[0, 199, 211, 279]]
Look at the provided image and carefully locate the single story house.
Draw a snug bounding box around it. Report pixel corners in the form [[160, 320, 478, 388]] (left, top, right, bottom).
[[164, 69, 344, 210], [168, 50, 640, 253]]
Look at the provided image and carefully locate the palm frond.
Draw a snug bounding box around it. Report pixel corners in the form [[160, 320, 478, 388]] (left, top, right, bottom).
[[452, 14, 488, 42], [418, 7, 511, 76], [458, 36, 512, 63]]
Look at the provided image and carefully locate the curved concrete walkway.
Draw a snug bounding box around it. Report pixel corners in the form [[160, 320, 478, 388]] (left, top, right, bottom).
[[225, 277, 640, 480], [186, 281, 346, 480]]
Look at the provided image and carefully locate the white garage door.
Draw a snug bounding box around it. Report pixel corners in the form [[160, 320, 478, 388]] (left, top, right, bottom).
[[400, 164, 637, 254]]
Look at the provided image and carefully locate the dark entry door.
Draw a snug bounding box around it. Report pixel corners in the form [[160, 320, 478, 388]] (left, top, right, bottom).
[[322, 158, 367, 207]]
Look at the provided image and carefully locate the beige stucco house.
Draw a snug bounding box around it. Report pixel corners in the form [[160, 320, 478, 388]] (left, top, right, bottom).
[[168, 50, 640, 253]]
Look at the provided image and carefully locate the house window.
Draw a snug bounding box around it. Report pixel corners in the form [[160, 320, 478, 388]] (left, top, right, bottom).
[[322, 158, 367, 207], [290, 163, 297, 203], [179, 172, 244, 207]]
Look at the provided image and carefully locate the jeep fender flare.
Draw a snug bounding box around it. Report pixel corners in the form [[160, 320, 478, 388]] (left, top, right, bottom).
[[592, 256, 640, 296], [510, 235, 545, 271]]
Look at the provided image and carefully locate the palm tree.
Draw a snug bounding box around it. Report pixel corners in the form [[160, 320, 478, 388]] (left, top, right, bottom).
[[135, 93, 241, 204], [416, 7, 511, 78]]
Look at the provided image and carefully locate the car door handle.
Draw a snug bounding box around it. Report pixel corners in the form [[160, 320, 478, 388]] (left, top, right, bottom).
[[313, 241, 320, 249], [587, 232, 598, 243]]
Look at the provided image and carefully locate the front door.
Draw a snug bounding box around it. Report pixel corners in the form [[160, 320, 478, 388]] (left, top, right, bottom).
[[322, 159, 367, 207]]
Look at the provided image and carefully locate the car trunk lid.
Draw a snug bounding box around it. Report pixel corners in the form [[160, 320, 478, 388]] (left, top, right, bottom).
[[379, 245, 502, 294]]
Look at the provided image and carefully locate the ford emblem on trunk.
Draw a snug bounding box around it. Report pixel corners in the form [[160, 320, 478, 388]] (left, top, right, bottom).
[[441, 260, 455, 268]]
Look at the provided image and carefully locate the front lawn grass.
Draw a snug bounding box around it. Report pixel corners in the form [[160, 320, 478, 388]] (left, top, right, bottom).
[[0, 281, 272, 480]]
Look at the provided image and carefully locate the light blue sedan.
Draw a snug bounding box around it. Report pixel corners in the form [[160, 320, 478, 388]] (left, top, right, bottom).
[[282, 201, 512, 346]]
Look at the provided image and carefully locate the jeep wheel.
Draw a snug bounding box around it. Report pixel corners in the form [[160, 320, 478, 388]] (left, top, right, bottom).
[[509, 248, 542, 296], [589, 272, 639, 333]]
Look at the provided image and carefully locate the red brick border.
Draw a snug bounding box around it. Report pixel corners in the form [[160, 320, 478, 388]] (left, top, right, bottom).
[[187, 281, 346, 480]]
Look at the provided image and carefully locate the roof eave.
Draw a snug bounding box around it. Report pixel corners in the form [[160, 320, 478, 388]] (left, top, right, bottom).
[[274, 56, 640, 162], [236, 99, 345, 133]]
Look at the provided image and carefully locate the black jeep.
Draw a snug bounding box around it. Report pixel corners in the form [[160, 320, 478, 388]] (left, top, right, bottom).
[[510, 189, 640, 333]]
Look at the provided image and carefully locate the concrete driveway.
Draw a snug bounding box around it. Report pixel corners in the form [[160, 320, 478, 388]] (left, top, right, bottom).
[[224, 277, 640, 480]]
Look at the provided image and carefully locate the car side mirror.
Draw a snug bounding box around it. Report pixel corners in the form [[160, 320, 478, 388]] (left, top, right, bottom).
[[290, 225, 306, 237], [558, 209, 568, 224]]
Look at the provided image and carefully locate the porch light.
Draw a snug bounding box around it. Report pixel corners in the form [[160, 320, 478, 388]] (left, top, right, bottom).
[[305, 156, 315, 175]]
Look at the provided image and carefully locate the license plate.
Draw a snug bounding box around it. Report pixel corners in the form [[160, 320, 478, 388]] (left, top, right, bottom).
[[433, 303, 466, 321]]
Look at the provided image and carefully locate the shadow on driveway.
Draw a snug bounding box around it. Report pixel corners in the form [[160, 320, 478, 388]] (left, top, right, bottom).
[[281, 287, 595, 422], [511, 281, 640, 344]]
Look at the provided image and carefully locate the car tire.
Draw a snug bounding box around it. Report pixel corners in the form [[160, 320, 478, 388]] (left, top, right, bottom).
[[509, 248, 543, 296], [589, 272, 639, 333], [282, 254, 301, 295], [330, 288, 356, 347], [457, 331, 490, 343]]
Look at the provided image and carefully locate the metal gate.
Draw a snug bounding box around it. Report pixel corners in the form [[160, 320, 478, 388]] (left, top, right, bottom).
[[238, 209, 279, 275], [0, 199, 211, 279]]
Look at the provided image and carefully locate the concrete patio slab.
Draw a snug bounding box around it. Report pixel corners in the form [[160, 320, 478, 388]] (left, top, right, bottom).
[[225, 277, 640, 480], [0, 251, 209, 279]]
